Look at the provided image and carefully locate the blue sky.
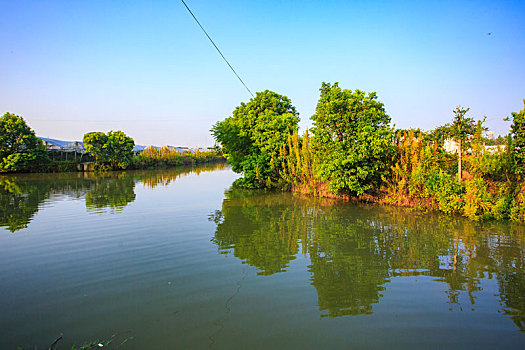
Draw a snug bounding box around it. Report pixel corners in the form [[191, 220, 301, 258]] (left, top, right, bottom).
[[1, 0, 524, 146]]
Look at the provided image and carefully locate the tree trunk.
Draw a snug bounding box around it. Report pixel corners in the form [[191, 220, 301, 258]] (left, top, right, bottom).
[[458, 141, 462, 182]]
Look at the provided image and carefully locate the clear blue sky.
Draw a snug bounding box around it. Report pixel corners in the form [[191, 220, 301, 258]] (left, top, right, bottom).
[[1, 0, 524, 147]]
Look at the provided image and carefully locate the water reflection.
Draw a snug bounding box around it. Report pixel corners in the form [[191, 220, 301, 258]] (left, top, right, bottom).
[[0, 174, 95, 232], [140, 162, 228, 189], [211, 188, 525, 331], [85, 174, 136, 213], [0, 163, 227, 232], [210, 187, 304, 275]]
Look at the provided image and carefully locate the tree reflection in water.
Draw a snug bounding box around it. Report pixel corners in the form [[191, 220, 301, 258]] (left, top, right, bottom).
[[0, 162, 227, 231], [85, 173, 136, 213], [210, 188, 525, 331], [0, 173, 95, 232]]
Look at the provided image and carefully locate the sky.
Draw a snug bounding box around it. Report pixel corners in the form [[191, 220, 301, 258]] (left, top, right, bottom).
[[1, 0, 524, 147]]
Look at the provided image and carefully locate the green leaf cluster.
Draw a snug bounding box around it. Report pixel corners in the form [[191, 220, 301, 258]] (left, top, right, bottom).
[[83, 130, 134, 169], [211, 90, 299, 188], [450, 106, 476, 147], [311, 82, 394, 196], [508, 99, 525, 177], [0, 112, 49, 172]]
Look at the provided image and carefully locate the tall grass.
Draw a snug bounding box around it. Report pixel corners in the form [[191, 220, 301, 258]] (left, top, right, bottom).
[[277, 128, 525, 222], [131, 146, 224, 169]]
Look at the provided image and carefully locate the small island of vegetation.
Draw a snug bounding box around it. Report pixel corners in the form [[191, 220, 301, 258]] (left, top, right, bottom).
[[212, 82, 525, 222]]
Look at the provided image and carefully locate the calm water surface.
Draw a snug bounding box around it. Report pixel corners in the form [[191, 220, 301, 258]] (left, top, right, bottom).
[[1, 165, 524, 349]]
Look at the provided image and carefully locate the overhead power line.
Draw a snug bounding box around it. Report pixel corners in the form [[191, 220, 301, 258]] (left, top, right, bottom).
[[180, 0, 254, 97]]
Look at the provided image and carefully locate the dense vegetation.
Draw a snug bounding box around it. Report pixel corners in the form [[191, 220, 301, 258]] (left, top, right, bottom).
[[0, 113, 50, 172], [213, 84, 525, 222], [83, 130, 135, 170], [310, 82, 394, 196], [0, 112, 223, 173], [131, 145, 222, 169], [211, 90, 299, 188]]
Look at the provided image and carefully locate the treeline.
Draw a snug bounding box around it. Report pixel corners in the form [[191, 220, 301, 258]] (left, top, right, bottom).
[[0, 112, 223, 173], [212, 83, 525, 222], [82, 130, 224, 170], [132, 145, 223, 170]]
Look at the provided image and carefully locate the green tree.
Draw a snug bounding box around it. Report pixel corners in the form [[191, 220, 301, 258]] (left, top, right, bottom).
[[429, 124, 452, 147], [311, 82, 394, 196], [450, 106, 475, 182], [211, 90, 299, 188], [83, 132, 108, 163], [0, 112, 49, 172], [105, 131, 135, 169], [507, 100, 525, 178], [83, 130, 134, 169]]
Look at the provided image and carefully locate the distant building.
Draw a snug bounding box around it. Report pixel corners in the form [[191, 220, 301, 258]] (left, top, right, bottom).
[[38, 137, 201, 157], [191, 147, 208, 153], [443, 138, 460, 154], [484, 145, 506, 155], [133, 145, 146, 154], [38, 137, 86, 161], [64, 141, 85, 152], [166, 146, 189, 154], [443, 138, 506, 155], [39, 137, 71, 151]]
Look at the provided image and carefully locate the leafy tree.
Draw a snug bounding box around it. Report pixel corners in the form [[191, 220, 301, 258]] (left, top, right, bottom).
[[450, 106, 476, 182], [507, 99, 525, 178], [0, 112, 49, 172], [83, 130, 134, 169], [83, 132, 108, 163], [311, 82, 394, 196], [482, 135, 506, 146], [428, 124, 452, 146], [105, 131, 135, 169], [211, 90, 299, 188]]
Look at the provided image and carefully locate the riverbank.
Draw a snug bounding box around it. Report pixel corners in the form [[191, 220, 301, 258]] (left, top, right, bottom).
[[289, 176, 525, 223], [211, 86, 525, 223], [2, 153, 226, 174]]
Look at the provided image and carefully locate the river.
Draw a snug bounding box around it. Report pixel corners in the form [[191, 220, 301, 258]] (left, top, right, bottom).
[[1, 164, 524, 349]]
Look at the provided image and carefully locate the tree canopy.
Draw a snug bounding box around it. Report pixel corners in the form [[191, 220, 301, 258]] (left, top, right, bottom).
[[450, 106, 476, 182], [211, 90, 299, 188], [0, 112, 49, 172], [83, 130, 134, 169], [508, 99, 525, 177], [311, 82, 394, 196], [83, 132, 108, 163]]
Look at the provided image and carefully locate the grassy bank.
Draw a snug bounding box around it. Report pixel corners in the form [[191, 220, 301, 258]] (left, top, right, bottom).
[[2, 150, 225, 174], [129, 146, 225, 170], [279, 128, 525, 222]]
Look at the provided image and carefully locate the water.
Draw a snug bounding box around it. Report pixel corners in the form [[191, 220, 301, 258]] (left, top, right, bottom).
[[1, 165, 524, 349]]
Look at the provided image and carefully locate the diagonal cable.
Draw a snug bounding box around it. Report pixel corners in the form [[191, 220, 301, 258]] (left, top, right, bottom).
[[180, 0, 254, 97]]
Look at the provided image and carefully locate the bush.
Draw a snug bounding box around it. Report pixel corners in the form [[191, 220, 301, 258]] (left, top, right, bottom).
[[311, 82, 394, 196]]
